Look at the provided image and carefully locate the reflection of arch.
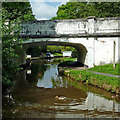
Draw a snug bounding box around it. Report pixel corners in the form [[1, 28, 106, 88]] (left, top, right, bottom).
[[23, 41, 88, 65]]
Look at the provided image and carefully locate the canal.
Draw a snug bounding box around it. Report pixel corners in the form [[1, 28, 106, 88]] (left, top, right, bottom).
[[2, 59, 120, 118]]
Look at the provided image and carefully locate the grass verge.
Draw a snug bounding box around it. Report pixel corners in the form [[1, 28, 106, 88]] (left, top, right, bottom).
[[54, 57, 77, 64], [53, 53, 62, 56], [88, 64, 120, 76], [64, 70, 119, 93]]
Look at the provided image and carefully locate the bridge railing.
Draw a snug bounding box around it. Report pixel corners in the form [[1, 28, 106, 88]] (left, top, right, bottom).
[[20, 17, 120, 38]]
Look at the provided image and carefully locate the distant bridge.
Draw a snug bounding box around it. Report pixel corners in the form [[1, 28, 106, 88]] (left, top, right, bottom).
[[19, 17, 120, 68]]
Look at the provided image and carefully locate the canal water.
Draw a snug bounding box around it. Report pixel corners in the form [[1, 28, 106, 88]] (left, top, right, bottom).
[[2, 59, 120, 118]]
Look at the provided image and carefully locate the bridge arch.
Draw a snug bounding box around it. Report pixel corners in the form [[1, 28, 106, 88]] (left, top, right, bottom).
[[21, 38, 90, 67]]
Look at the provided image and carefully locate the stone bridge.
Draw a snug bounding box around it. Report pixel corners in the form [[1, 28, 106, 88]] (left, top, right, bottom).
[[19, 17, 120, 68]]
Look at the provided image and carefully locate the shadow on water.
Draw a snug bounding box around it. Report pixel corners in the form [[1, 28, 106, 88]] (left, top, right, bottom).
[[2, 59, 120, 118]]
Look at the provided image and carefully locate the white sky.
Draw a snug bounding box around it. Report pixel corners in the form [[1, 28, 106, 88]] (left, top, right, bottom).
[[29, 0, 69, 20]]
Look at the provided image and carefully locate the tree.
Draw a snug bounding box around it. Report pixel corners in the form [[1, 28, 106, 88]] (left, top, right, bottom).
[[2, 2, 35, 21], [51, 1, 120, 20], [51, 2, 91, 19], [27, 46, 47, 57], [2, 2, 35, 89], [92, 2, 120, 17]]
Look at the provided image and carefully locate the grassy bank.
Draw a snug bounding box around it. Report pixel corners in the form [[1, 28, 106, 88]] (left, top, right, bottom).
[[58, 58, 119, 93], [63, 76, 119, 101], [61, 57, 77, 62], [88, 64, 120, 76], [53, 53, 62, 56], [53, 57, 77, 64], [64, 70, 119, 93]]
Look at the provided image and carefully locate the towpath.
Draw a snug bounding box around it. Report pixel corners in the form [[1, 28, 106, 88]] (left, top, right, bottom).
[[87, 71, 120, 78], [63, 66, 120, 78]]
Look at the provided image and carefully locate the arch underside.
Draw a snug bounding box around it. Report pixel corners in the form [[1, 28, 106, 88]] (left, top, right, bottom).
[[23, 41, 88, 66]]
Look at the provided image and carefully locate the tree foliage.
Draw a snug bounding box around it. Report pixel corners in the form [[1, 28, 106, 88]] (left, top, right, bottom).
[[27, 46, 47, 57], [2, 2, 35, 88], [2, 2, 35, 21], [93, 2, 120, 17], [51, 2, 120, 20], [47, 46, 78, 58]]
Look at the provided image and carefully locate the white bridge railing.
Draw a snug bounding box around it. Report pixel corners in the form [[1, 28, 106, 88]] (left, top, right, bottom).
[[20, 17, 120, 38]]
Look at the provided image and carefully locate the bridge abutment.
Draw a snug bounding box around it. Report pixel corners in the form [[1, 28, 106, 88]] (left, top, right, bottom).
[[86, 38, 95, 68]]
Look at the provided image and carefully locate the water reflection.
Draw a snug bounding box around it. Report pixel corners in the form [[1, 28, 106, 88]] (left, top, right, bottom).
[[30, 61, 48, 80], [2, 60, 120, 118], [37, 64, 58, 88], [37, 64, 69, 88]]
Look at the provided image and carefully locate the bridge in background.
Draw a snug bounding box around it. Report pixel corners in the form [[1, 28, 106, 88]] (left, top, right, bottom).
[[19, 17, 120, 68]]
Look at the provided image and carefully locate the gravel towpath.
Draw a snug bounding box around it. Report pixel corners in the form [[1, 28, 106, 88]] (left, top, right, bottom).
[[87, 71, 120, 78]]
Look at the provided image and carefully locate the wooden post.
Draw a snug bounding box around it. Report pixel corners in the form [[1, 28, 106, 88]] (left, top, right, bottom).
[[113, 41, 116, 69]]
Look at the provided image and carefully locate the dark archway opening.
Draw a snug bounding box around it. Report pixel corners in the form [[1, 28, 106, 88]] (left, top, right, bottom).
[[24, 41, 88, 67]]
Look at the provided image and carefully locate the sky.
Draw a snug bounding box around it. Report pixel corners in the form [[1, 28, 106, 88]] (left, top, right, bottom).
[[29, 0, 69, 20]]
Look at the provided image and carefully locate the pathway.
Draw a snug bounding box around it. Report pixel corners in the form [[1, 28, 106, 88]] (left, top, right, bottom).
[[64, 66, 120, 78], [87, 71, 120, 78]]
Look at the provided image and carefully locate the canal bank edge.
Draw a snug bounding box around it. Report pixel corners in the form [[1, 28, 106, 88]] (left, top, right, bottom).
[[58, 67, 119, 94]]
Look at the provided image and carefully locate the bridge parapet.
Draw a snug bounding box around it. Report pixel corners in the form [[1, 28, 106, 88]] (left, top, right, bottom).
[[20, 17, 120, 38]]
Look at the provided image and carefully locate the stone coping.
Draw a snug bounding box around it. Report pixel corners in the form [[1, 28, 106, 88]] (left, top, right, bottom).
[[22, 17, 120, 23]]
